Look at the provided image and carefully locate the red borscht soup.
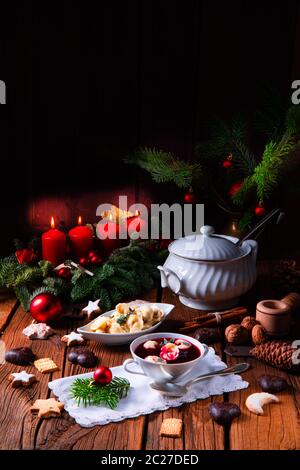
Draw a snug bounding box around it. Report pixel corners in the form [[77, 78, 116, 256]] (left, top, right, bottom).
[[135, 337, 201, 364]]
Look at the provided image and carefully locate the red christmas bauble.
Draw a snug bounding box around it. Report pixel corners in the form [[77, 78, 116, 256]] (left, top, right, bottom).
[[79, 256, 89, 267], [93, 366, 112, 386], [254, 205, 266, 217], [30, 293, 63, 323], [229, 181, 243, 198], [222, 159, 233, 169], [222, 154, 233, 169], [16, 248, 37, 265], [184, 189, 196, 203], [90, 255, 102, 265], [56, 266, 72, 281]]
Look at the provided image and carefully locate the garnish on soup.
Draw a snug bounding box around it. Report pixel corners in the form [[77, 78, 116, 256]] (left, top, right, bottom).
[[135, 337, 200, 364]]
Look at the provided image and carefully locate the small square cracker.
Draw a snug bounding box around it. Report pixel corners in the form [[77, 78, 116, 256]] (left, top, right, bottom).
[[34, 358, 59, 373], [160, 418, 183, 438]]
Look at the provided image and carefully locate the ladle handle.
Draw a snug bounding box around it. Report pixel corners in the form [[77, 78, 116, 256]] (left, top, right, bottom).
[[236, 208, 284, 247]]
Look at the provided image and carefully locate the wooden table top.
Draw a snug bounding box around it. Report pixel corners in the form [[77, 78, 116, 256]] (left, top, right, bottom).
[[0, 259, 300, 451]]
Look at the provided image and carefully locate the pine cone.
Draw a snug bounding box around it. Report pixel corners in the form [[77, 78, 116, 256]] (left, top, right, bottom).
[[250, 340, 300, 372]]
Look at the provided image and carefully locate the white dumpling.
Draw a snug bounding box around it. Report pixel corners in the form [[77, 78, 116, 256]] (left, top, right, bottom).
[[140, 305, 154, 322], [127, 313, 144, 332], [152, 308, 164, 323]]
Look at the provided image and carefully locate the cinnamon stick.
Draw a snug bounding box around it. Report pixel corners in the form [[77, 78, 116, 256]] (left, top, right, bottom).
[[178, 307, 248, 333]]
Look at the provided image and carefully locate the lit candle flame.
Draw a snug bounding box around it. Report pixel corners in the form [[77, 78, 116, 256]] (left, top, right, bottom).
[[78, 215, 82, 226], [109, 213, 113, 221], [50, 216, 55, 229]]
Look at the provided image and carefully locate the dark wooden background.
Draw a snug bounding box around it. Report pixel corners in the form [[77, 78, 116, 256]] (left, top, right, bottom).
[[0, 1, 300, 256]]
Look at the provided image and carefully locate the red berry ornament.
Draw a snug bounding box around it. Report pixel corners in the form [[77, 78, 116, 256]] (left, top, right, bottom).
[[222, 154, 233, 169], [93, 366, 112, 386], [255, 204, 266, 217], [56, 266, 72, 280], [229, 181, 243, 198], [184, 188, 196, 203], [30, 293, 63, 323], [88, 251, 97, 260], [79, 256, 89, 267], [90, 255, 102, 265]]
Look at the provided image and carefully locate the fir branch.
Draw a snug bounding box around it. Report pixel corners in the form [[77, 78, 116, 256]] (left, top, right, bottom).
[[94, 264, 115, 282], [232, 140, 257, 176], [69, 376, 130, 409], [253, 132, 298, 202], [15, 286, 32, 311], [92, 286, 111, 311], [238, 208, 254, 231], [126, 147, 201, 189], [232, 176, 256, 206], [38, 260, 54, 277], [70, 275, 95, 302], [29, 286, 58, 303], [14, 266, 42, 287]]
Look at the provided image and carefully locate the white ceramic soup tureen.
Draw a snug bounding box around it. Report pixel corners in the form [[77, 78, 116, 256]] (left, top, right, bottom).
[[158, 225, 258, 310]]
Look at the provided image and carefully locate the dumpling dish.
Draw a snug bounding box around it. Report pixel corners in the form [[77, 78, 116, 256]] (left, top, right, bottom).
[[90, 302, 164, 334]]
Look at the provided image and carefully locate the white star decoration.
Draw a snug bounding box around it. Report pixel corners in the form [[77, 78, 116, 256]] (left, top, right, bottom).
[[61, 331, 85, 346], [11, 370, 36, 384], [82, 299, 101, 319]]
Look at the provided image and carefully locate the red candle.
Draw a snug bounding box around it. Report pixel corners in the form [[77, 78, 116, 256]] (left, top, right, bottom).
[[42, 217, 67, 266], [126, 211, 146, 238], [97, 215, 122, 258], [69, 216, 94, 261]]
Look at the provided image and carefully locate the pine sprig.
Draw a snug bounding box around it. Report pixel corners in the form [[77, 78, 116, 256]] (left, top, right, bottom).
[[70, 377, 130, 409], [126, 147, 201, 189]]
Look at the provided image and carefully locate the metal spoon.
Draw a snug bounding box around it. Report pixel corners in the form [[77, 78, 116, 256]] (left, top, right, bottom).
[[150, 362, 250, 396], [235, 207, 284, 247]]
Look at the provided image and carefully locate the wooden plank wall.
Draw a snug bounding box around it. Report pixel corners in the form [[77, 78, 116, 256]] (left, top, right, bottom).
[[0, 1, 299, 253]]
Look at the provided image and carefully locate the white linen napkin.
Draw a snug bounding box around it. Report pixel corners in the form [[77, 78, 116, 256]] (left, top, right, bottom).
[[48, 347, 248, 427]]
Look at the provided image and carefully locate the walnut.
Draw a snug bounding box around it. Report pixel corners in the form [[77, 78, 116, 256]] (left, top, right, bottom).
[[225, 324, 249, 345], [251, 324, 268, 345], [241, 316, 259, 332]]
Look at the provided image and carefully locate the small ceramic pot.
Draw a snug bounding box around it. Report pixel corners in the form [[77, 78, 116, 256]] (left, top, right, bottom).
[[256, 300, 291, 336]]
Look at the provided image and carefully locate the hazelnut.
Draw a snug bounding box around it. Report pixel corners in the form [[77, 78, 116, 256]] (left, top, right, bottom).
[[241, 316, 259, 332], [225, 324, 249, 345], [251, 324, 268, 345]]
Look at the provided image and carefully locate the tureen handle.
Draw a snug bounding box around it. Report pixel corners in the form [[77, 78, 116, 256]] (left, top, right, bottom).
[[157, 266, 182, 294]]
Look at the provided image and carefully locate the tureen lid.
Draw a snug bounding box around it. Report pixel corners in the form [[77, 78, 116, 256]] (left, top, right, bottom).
[[169, 225, 245, 261]]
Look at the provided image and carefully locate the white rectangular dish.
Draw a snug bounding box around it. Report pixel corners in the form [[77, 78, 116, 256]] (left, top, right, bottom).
[[77, 303, 174, 345]]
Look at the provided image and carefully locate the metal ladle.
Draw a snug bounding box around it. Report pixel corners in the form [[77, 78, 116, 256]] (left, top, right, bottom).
[[235, 207, 284, 247], [150, 362, 250, 396]]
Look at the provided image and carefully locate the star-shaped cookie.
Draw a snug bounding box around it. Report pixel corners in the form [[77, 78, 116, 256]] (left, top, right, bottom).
[[10, 370, 37, 388], [30, 398, 64, 418], [23, 323, 54, 340], [61, 331, 85, 347], [81, 299, 101, 320]]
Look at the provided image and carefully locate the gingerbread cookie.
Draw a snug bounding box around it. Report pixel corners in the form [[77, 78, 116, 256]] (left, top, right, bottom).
[[30, 398, 64, 418], [61, 331, 85, 347], [81, 299, 101, 320], [10, 370, 37, 388], [160, 418, 183, 438], [23, 323, 54, 340], [34, 358, 59, 374]]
